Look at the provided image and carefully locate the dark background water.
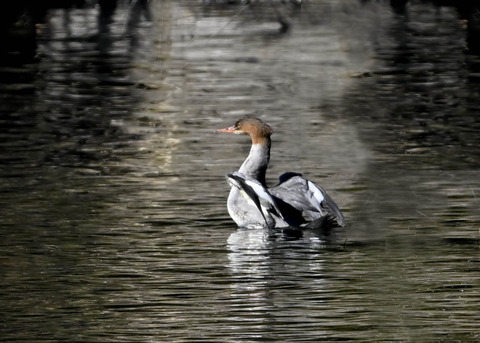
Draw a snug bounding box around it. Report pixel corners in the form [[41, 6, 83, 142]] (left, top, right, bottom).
[[1, 0, 479, 341]]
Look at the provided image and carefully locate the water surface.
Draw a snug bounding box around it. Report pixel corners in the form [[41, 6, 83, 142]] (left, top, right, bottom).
[[1, 0, 479, 341]]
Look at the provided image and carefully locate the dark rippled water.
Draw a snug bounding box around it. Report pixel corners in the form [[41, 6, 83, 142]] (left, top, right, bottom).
[[1, 0, 479, 341]]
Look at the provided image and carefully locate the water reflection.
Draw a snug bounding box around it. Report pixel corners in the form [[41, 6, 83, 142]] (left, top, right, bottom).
[[227, 229, 273, 340], [340, 2, 480, 242], [227, 227, 332, 341]]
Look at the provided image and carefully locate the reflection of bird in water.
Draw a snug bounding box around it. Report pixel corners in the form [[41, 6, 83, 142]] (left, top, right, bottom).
[[216, 116, 346, 230]]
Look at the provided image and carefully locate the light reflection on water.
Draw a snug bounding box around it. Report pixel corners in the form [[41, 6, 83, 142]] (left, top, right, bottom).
[[0, 0, 479, 341]]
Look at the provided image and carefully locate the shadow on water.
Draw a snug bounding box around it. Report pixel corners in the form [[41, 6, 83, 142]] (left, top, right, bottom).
[[341, 2, 480, 243], [0, 0, 155, 228], [0, 0, 480, 342], [0, 1, 179, 340]]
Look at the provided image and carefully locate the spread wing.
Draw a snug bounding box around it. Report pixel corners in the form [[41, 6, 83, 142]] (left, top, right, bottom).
[[270, 172, 346, 227], [226, 171, 286, 229]]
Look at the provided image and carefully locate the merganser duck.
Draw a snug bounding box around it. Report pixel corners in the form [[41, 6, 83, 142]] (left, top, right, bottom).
[[216, 116, 346, 230]]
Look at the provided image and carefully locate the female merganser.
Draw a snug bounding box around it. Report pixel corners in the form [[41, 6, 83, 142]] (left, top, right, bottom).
[[216, 116, 346, 230]]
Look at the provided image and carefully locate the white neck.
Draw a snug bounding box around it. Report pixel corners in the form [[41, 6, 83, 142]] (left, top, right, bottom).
[[239, 142, 270, 186]]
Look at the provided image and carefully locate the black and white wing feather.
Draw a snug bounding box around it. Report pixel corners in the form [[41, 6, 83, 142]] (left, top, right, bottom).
[[226, 172, 286, 229], [270, 172, 346, 227]]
